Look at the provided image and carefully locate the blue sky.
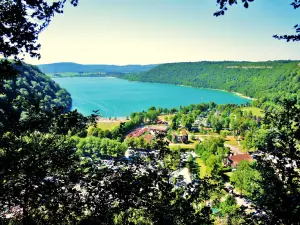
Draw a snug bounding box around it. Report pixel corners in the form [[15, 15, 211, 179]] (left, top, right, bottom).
[[26, 0, 300, 65]]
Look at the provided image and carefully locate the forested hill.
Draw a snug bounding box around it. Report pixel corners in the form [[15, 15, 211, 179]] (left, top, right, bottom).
[[0, 62, 72, 127], [38, 62, 158, 74], [123, 61, 300, 105]]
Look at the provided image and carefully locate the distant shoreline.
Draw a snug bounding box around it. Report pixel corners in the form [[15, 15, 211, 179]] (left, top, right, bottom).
[[232, 92, 256, 101], [171, 84, 256, 101], [205, 87, 256, 101]]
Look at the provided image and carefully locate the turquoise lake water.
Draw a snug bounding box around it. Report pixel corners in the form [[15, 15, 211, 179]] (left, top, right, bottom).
[[53, 77, 251, 117]]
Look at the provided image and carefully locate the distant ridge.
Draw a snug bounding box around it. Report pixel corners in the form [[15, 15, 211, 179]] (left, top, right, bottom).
[[38, 62, 158, 74]]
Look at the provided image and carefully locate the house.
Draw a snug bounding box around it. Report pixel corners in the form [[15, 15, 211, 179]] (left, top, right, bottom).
[[181, 130, 189, 144], [228, 153, 254, 168], [144, 134, 154, 143], [172, 130, 189, 144], [126, 127, 148, 138], [148, 125, 169, 134], [155, 119, 168, 125]]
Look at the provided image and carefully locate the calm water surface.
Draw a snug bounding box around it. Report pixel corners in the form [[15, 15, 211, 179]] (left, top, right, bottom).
[[53, 77, 251, 117]]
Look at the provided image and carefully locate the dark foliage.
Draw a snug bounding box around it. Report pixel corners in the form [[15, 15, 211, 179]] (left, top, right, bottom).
[[0, 107, 218, 224], [252, 99, 300, 224], [0, 61, 72, 131]]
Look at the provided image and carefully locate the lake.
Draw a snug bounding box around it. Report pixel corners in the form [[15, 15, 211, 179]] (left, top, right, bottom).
[[53, 77, 251, 117]]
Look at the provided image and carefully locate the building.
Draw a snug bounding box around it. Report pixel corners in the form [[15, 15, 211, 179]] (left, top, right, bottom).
[[126, 127, 148, 138], [144, 134, 154, 143], [148, 125, 169, 134], [181, 130, 189, 144], [171, 130, 189, 144], [228, 154, 254, 168]]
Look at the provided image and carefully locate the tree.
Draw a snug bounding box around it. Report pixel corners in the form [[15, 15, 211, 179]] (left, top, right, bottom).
[[211, 116, 223, 134], [214, 0, 300, 42], [252, 99, 300, 224], [218, 195, 238, 215], [230, 161, 262, 197], [163, 107, 169, 114], [216, 195, 250, 225], [0, 105, 218, 224], [77, 136, 127, 157], [181, 114, 194, 131], [0, 131, 80, 224], [137, 136, 146, 149], [148, 106, 156, 111], [146, 110, 159, 123], [242, 128, 268, 151], [195, 137, 229, 176], [170, 108, 178, 114], [125, 137, 136, 149]]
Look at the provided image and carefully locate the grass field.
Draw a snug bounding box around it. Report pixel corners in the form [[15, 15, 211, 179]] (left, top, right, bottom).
[[194, 134, 221, 142], [224, 136, 240, 147], [97, 121, 120, 130], [158, 114, 175, 121], [169, 144, 195, 150], [169, 139, 199, 150], [242, 107, 264, 117], [196, 158, 207, 178]]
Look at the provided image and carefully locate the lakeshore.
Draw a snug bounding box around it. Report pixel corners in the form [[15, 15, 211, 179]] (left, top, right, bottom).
[[179, 85, 257, 101]]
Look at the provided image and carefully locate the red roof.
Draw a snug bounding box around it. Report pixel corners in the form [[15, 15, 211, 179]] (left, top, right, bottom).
[[126, 127, 148, 138], [229, 154, 254, 167], [149, 126, 168, 132], [144, 134, 154, 142]]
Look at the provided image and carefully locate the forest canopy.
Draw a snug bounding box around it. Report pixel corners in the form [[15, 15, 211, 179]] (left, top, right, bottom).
[[123, 60, 300, 107], [0, 61, 72, 129]]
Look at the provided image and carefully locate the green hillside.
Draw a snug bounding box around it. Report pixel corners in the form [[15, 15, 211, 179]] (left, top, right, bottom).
[[0, 62, 72, 128], [123, 61, 300, 106]]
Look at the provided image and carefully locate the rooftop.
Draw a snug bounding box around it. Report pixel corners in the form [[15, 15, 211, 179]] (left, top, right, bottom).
[[144, 134, 154, 142], [229, 153, 254, 167]]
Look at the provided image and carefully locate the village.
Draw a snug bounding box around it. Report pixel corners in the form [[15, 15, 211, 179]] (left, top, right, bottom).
[[96, 104, 261, 212], [123, 111, 254, 168]]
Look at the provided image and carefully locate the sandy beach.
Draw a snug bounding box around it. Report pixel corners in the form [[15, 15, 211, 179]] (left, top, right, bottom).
[[97, 117, 129, 123]]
